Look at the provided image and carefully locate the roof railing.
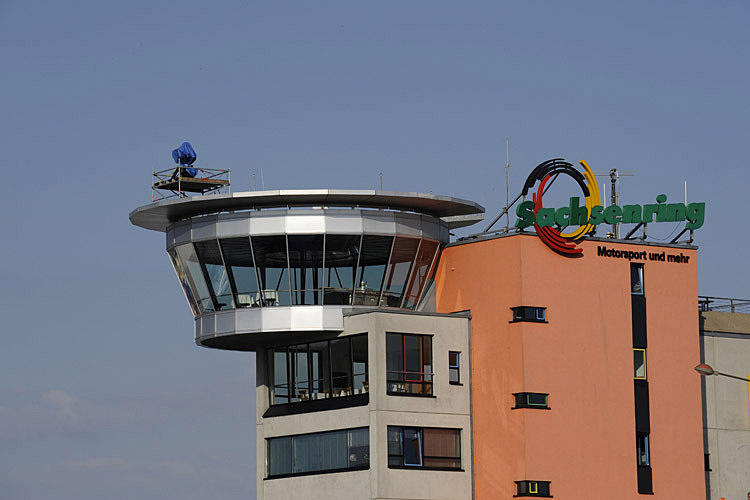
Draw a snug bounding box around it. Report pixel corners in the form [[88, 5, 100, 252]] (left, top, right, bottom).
[[152, 166, 231, 201], [699, 296, 750, 314]]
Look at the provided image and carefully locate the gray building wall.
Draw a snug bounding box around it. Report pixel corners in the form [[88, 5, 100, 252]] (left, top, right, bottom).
[[701, 311, 750, 500], [255, 310, 473, 500]]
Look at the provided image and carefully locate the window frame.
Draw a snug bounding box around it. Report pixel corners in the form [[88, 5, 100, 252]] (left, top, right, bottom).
[[386, 332, 434, 396], [636, 433, 650, 466], [510, 306, 548, 324], [633, 348, 647, 380], [266, 427, 370, 479], [449, 351, 461, 385], [512, 392, 550, 410], [387, 426, 462, 471], [269, 334, 368, 406], [631, 264, 644, 295], [514, 480, 552, 497]]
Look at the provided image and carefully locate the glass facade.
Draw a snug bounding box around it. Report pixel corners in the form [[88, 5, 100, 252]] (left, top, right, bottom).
[[169, 234, 439, 316], [267, 427, 369, 477], [269, 334, 368, 404]]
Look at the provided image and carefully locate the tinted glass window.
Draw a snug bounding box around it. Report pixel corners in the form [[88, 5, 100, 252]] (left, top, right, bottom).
[[287, 235, 324, 305], [403, 240, 439, 309], [354, 235, 393, 306], [194, 239, 234, 310], [323, 235, 361, 305], [381, 237, 420, 307], [175, 243, 214, 313], [220, 237, 259, 308], [252, 235, 291, 306]]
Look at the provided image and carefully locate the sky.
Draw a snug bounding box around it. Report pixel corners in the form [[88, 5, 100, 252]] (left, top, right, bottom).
[[1, 1, 749, 498]]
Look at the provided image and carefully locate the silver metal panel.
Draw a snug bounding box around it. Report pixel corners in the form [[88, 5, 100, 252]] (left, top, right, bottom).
[[215, 215, 252, 239], [250, 212, 288, 235], [201, 315, 215, 335], [173, 221, 192, 246], [323, 212, 364, 234], [130, 189, 484, 232], [215, 310, 236, 334], [191, 216, 218, 241], [166, 227, 175, 248], [393, 214, 423, 237], [421, 219, 442, 241], [362, 211, 397, 236], [290, 306, 325, 330], [235, 308, 263, 332], [285, 213, 326, 234]]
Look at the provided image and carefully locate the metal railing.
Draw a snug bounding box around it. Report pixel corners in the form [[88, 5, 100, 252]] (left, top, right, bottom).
[[152, 166, 231, 201], [699, 296, 750, 314], [387, 371, 434, 396]]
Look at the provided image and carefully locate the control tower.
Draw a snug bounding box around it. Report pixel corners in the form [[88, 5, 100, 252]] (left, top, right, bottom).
[[130, 188, 485, 500]]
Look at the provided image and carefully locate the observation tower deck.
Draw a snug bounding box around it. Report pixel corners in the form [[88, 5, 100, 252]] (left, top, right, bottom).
[[129, 189, 484, 350]]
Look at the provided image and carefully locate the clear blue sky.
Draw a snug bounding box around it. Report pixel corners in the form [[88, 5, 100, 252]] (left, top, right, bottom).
[[1, 1, 748, 498]]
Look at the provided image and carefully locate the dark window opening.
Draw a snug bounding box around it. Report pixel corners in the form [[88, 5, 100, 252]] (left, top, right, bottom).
[[270, 334, 368, 405], [449, 351, 461, 384], [511, 306, 547, 323], [267, 427, 369, 478], [704, 453, 711, 471], [388, 426, 461, 470], [386, 333, 433, 396], [634, 349, 647, 380], [514, 480, 551, 497], [513, 392, 550, 409]]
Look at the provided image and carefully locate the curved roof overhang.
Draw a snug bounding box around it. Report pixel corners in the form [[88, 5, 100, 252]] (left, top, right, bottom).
[[129, 189, 485, 232]]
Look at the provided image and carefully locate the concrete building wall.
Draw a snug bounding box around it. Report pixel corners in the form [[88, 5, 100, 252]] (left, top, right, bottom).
[[701, 311, 750, 500], [435, 234, 705, 499], [256, 310, 472, 500]]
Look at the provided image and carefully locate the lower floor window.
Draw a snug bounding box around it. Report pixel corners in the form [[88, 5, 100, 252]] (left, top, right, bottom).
[[267, 427, 369, 477], [388, 426, 461, 470], [636, 433, 650, 466], [515, 480, 551, 497]]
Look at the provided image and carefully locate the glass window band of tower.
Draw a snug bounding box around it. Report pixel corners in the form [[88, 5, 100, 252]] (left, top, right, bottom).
[[168, 234, 440, 315]]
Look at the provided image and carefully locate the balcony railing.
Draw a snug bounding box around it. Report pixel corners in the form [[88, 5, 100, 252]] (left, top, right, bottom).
[[387, 371, 434, 396]]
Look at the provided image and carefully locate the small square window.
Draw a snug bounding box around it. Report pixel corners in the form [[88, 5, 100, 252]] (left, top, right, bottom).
[[513, 392, 549, 409], [634, 349, 647, 380], [449, 351, 460, 384], [511, 307, 547, 323], [514, 480, 551, 497]]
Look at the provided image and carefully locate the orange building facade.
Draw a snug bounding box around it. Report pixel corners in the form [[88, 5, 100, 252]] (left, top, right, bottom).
[[435, 233, 705, 499]]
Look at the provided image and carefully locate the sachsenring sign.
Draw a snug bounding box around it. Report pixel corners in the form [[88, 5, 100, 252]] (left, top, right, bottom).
[[514, 159, 705, 256]]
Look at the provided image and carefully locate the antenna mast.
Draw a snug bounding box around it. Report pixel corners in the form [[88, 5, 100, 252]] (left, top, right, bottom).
[[505, 137, 510, 232]]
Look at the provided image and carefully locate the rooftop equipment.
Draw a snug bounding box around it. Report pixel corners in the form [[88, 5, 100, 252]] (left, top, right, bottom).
[[152, 141, 231, 201]]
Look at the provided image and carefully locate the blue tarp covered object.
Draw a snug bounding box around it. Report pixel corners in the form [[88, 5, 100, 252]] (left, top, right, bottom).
[[172, 142, 198, 177]]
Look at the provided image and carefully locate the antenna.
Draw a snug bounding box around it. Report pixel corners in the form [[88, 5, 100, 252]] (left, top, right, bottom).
[[379, 172, 383, 191], [505, 137, 510, 232], [595, 168, 635, 239], [261, 169, 266, 190], [253, 173, 256, 191]]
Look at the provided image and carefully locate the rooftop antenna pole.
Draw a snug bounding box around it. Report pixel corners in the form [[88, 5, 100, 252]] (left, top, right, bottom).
[[610, 168, 620, 239], [684, 180, 688, 205], [253, 173, 256, 191], [505, 137, 510, 232], [261, 169, 265, 190], [379, 172, 383, 191]]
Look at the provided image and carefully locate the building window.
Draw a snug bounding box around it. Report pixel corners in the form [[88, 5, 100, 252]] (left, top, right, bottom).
[[633, 349, 647, 380], [631, 264, 644, 294], [513, 392, 550, 409], [510, 306, 547, 323], [388, 426, 461, 470], [269, 334, 368, 405], [636, 433, 650, 466], [449, 351, 461, 384], [386, 333, 433, 396], [267, 427, 369, 478], [514, 480, 551, 497]]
